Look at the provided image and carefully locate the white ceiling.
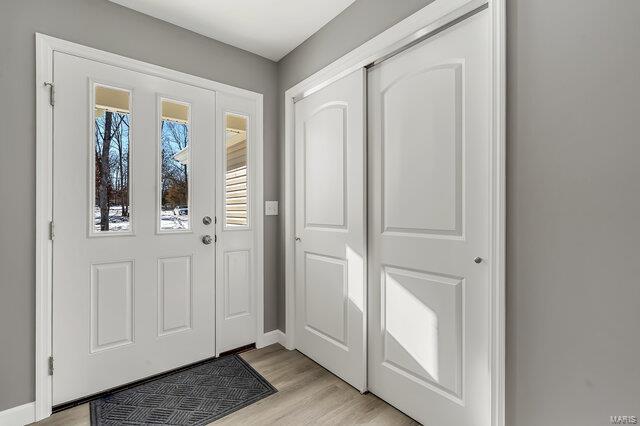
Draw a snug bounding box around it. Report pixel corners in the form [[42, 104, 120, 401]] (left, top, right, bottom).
[[109, 0, 356, 61]]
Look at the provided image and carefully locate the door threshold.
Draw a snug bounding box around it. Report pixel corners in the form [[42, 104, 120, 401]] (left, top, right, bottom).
[[219, 343, 256, 357]]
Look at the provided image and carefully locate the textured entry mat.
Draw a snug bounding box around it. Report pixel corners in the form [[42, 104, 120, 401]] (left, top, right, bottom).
[[90, 354, 276, 425]]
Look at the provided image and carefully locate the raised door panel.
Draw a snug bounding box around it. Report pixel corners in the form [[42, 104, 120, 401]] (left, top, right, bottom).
[[90, 261, 134, 352], [304, 105, 347, 229], [382, 63, 463, 236], [224, 250, 251, 320], [158, 256, 192, 336], [304, 253, 348, 349], [382, 267, 463, 402]]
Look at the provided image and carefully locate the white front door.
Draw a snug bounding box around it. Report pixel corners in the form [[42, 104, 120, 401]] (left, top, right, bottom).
[[52, 52, 216, 404], [367, 10, 491, 425], [294, 70, 367, 391]]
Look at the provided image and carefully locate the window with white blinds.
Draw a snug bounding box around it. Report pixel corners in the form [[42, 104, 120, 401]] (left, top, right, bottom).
[[225, 113, 248, 227]]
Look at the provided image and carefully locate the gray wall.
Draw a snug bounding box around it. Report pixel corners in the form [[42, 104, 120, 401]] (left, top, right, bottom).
[[506, 1, 640, 424], [3, 0, 640, 422], [0, 0, 279, 411], [279, 0, 640, 424]]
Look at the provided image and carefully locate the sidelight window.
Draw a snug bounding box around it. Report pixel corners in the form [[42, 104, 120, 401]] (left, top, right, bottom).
[[224, 113, 249, 228]]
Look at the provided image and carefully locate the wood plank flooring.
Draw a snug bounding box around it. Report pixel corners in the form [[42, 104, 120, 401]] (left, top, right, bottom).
[[32, 344, 418, 425]]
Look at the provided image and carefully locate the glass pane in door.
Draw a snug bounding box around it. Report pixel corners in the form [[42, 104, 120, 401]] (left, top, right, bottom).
[[225, 113, 248, 228], [93, 85, 131, 233], [160, 99, 191, 231]]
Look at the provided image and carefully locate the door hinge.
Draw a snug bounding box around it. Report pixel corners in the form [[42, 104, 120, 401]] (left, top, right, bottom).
[[49, 221, 55, 240], [215, 235, 218, 243], [44, 82, 55, 107], [48, 356, 54, 376], [214, 216, 217, 224]]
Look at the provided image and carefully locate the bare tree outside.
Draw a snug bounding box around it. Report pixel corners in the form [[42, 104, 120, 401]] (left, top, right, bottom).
[[160, 118, 190, 230], [94, 110, 130, 232]]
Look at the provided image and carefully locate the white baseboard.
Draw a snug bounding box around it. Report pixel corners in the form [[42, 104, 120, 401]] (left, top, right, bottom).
[[0, 402, 35, 426], [256, 329, 286, 349]]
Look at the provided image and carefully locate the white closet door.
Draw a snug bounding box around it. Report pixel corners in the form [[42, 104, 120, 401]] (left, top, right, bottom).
[[52, 52, 216, 404], [368, 9, 491, 425], [294, 70, 367, 391]]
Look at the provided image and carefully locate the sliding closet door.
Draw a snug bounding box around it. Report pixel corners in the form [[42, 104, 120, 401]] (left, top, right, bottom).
[[367, 9, 491, 426], [294, 70, 366, 391]]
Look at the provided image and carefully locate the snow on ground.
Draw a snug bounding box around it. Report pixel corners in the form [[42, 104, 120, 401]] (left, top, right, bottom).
[[160, 211, 189, 230], [94, 206, 189, 232], [94, 206, 130, 232]]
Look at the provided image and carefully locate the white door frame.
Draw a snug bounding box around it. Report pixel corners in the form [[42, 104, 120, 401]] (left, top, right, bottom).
[[35, 33, 265, 421], [283, 0, 506, 424]]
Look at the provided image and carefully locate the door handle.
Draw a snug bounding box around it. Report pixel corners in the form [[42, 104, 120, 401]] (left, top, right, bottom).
[[295, 236, 301, 242], [474, 256, 483, 264], [202, 235, 213, 245]]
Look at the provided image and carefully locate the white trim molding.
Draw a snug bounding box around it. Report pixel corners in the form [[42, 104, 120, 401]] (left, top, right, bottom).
[[283, 0, 505, 424], [490, 1, 507, 425], [256, 329, 287, 349], [34, 33, 265, 421], [0, 402, 35, 426]]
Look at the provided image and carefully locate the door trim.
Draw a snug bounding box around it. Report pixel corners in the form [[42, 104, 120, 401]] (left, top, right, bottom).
[[35, 33, 265, 421], [283, 0, 505, 424]]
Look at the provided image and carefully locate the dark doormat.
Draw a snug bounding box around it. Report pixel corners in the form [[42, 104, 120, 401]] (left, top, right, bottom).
[[90, 354, 276, 425]]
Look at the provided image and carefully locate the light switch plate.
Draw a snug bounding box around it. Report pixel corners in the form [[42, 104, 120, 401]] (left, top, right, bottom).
[[265, 201, 278, 216]]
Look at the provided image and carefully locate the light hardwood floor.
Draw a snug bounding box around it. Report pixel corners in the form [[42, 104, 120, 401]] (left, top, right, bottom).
[[32, 344, 418, 425]]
